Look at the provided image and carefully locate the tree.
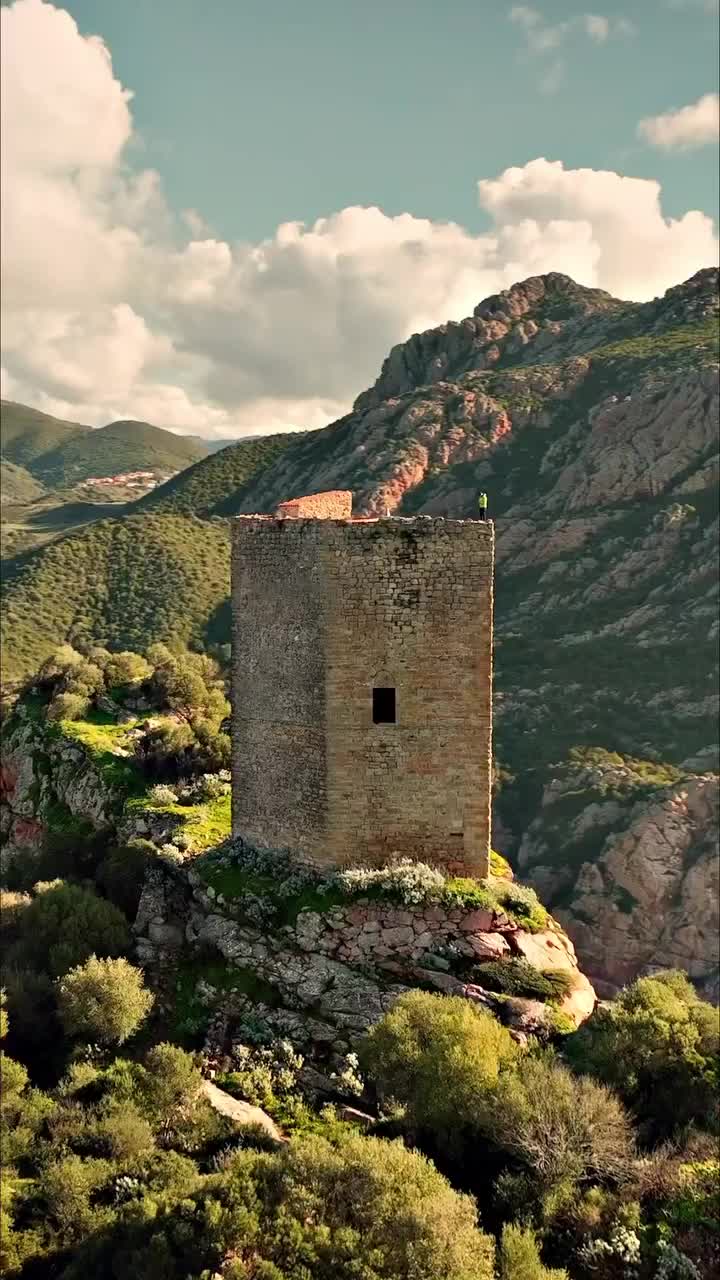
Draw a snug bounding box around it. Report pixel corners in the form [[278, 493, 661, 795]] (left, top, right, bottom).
[[566, 971, 719, 1140], [9, 883, 130, 978], [499, 1224, 568, 1280], [137, 1043, 204, 1143], [361, 990, 519, 1146], [0, 991, 7, 1041], [58, 956, 154, 1046], [104, 651, 152, 688]]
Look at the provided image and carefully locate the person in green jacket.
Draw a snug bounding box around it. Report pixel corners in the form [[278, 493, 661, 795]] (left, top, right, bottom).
[[477, 491, 488, 521]]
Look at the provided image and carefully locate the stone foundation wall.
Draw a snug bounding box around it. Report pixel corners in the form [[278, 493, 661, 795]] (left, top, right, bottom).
[[134, 863, 595, 1050]]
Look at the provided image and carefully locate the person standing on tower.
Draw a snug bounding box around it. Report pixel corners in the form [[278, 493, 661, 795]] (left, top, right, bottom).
[[477, 491, 488, 521]]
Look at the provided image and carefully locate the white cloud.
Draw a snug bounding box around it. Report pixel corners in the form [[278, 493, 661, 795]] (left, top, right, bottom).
[[638, 93, 720, 150], [0, 0, 717, 439], [509, 5, 633, 91]]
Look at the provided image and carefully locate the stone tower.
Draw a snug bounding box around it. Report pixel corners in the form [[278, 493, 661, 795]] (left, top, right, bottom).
[[231, 491, 494, 878]]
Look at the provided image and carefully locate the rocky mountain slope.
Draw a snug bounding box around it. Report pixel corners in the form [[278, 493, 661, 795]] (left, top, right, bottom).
[[1, 268, 717, 994]]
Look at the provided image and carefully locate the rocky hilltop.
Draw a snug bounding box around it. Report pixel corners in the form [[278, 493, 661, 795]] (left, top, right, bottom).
[[1, 268, 717, 996], [1, 706, 596, 1058]]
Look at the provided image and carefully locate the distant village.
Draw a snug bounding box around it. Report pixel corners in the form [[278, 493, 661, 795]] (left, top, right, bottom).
[[81, 469, 177, 491]]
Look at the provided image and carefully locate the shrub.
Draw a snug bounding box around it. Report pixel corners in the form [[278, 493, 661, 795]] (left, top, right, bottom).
[[8, 883, 130, 978], [222, 1039, 303, 1108], [137, 1043, 203, 1143], [499, 1223, 569, 1279], [57, 956, 154, 1046], [38, 1153, 112, 1244], [46, 691, 90, 722], [332, 857, 446, 905], [89, 1099, 155, 1161], [494, 881, 546, 924], [566, 971, 719, 1140], [104, 651, 153, 688], [148, 783, 179, 805], [97, 841, 151, 918], [361, 990, 519, 1146], [486, 1055, 634, 1201], [62, 1133, 495, 1280]]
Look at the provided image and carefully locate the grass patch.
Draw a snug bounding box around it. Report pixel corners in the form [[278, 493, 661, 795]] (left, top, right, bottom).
[[57, 712, 145, 798], [468, 958, 574, 1001]]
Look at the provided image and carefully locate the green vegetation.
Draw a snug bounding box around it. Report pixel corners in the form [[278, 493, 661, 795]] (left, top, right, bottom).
[[566, 970, 719, 1141], [1, 513, 230, 681], [195, 843, 549, 935], [6, 882, 130, 979], [57, 956, 154, 1046], [139, 430, 296, 516], [7, 414, 206, 490], [1, 399, 88, 470], [469, 959, 574, 1001], [0, 460, 46, 506]]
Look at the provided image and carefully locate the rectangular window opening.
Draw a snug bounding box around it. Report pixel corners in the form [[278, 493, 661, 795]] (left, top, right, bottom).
[[372, 687, 396, 724]]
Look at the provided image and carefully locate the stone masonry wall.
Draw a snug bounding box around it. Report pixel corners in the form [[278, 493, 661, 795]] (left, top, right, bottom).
[[232, 513, 494, 877], [275, 490, 352, 519]]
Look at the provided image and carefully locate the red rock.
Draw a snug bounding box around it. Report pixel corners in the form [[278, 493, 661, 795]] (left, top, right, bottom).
[[458, 909, 494, 932]]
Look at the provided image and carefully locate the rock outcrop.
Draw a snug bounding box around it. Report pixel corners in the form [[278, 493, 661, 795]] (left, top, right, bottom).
[[516, 757, 720, 1000], [133, 855, 596, 1055]]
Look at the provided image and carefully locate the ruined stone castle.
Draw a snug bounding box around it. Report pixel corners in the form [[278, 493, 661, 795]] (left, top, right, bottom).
[[231, 491, 494, 878]]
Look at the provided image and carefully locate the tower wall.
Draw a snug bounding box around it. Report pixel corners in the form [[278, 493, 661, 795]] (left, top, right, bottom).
[[231, 515, 494, 877]]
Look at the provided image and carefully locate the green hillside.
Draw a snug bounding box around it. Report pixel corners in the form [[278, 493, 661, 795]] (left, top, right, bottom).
[[28, 418, 208, 488], [0, 459, 47, 506], [0, 400, 89, 469], [1, 268, 717, 801], [1, 513, 230, 681], [138, 431, 299, 516]]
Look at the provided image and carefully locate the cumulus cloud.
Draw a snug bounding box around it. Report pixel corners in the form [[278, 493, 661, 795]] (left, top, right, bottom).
[[637, 93, 720, 150], [0, 0, 717, 438]]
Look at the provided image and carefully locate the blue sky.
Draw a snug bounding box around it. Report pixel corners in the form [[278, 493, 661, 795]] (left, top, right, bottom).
[[1, 0, 717, 435], [62, 0, 719, 242]]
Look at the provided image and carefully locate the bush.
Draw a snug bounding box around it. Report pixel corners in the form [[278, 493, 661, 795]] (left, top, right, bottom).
[[89, 1099, 155, 1161], [103, 651, 152, 688], [332, 857, 446, 905], [566, 971, 719, 1141], [46, 691, 90, 722], [38, 1153, 112, 1244], [57, 956, 154, 1046], [147, 783, 179, 805], [137, 1043, 204, 1143], [486, 1055, 634, 1203], [8, 883, 130, 979], [63, 1133, 495, 1280], [499, 1224, 569, 1279], [361, 991, 519, 1146]]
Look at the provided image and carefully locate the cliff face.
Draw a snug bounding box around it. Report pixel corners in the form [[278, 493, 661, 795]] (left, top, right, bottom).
[[514, 756, 719, 1001]]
